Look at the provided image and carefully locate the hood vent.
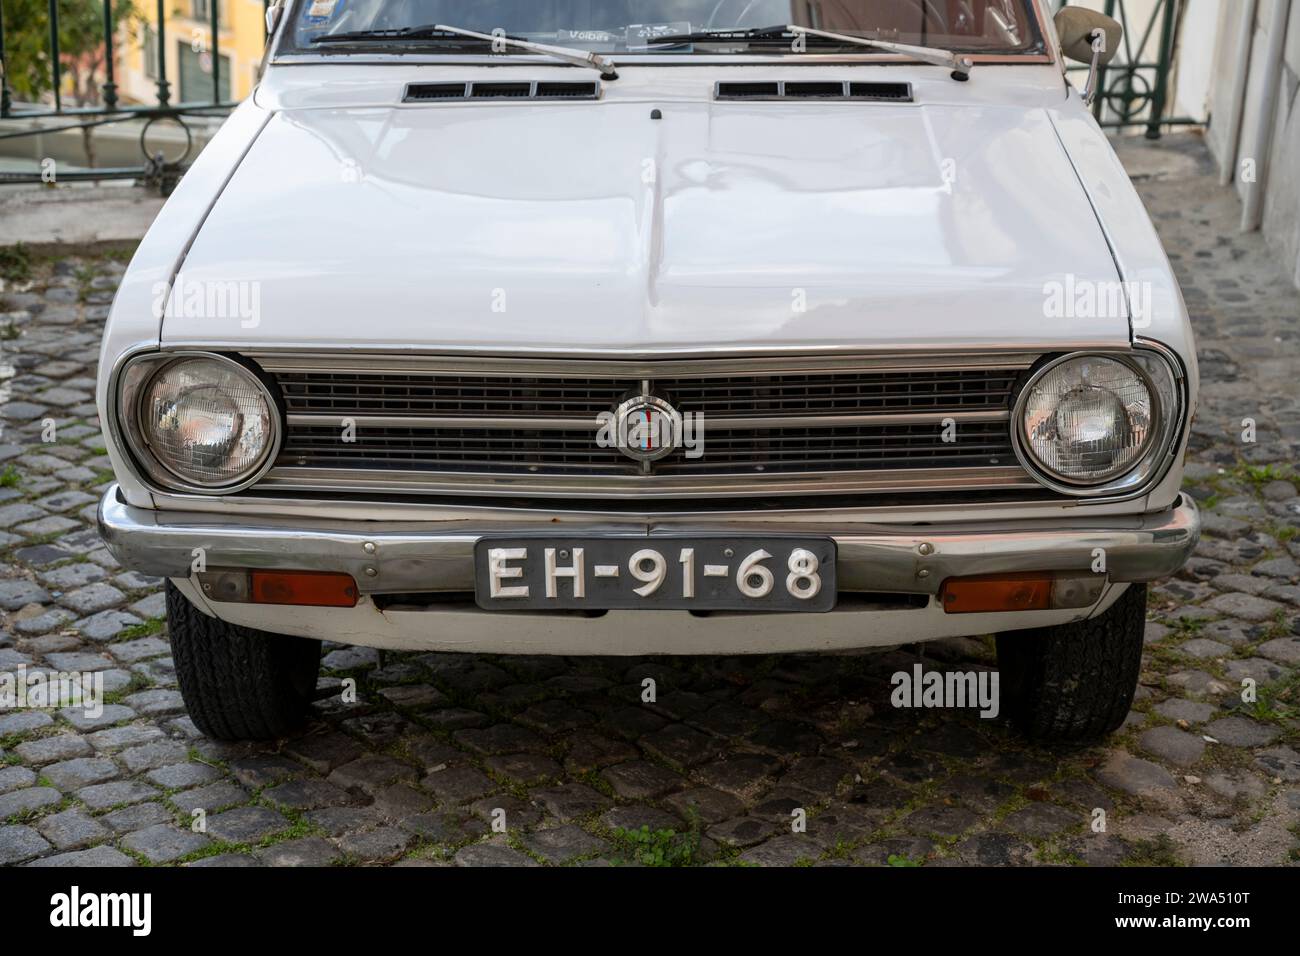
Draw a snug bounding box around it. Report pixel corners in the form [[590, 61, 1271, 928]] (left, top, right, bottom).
[[404, 80, 600, 102], [715, 80, 912, 102]]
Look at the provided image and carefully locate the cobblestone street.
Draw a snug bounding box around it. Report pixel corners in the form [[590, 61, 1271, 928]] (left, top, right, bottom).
[[0, 132, 1297, 868]]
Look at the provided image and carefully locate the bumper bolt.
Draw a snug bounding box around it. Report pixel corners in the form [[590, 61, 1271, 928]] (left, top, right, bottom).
[[918, 542, 934, 556], [363, 542, 376, 554], [363, 566, 377, 577]]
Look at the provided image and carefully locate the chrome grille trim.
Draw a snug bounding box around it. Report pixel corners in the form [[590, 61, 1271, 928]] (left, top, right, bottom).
[[245, 352, 1039, 500], [249, 352, 1042, 377], [283, 410, 1011, 431], [254, 466, 1037, 499]]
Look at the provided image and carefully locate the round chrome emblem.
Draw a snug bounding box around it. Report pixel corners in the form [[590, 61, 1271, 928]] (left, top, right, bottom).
[[612, 395, 681, 463]]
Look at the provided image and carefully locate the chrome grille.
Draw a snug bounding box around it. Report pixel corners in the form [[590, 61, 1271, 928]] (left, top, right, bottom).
[[248, 353, 1040, 499], [276, 368, 1017, 419]]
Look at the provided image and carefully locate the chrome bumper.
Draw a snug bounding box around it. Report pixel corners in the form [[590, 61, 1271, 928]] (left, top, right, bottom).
[[97, 485, 1200, 597]]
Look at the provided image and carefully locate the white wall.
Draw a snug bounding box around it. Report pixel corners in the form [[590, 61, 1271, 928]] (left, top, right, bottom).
[[1262, 0, 1300, 284], [1173, 0, 1222, 120], [1206, 0, 1299, 287]]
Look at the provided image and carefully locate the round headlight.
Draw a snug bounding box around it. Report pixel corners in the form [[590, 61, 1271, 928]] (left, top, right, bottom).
[[140, 357, 275, 488], [1019, 355, 1154, 485]]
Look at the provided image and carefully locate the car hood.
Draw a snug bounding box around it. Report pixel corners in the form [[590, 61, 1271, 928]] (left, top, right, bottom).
[[162, 98, 1130, 353]]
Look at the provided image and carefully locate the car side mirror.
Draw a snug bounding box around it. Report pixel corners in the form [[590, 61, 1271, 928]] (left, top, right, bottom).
[[266, 1, 284, 38], [1054, 7, 1121, 107], [1054, 7, 1121, 66]]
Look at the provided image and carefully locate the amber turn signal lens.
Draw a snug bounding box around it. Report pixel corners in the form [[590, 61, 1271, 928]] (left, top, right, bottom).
[[939, 573, 1052, 614], [249, 570, 359, 608]]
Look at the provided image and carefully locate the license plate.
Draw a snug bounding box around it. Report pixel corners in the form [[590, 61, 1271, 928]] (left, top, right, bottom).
[[473, 537, 836, 612]]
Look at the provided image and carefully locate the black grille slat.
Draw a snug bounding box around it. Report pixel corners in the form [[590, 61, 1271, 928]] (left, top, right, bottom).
[[403, 81, 600, 103], [535, 81, 600, 98], [715, 80, 912, 102], [281, 426, 630, 474], [469, 82, 532, 98], [652, 371, 1017, 415], [403, 82, 468, 100], [848, 81, 912, 100], [784, 81, 848, 97], [278, 373, 628, 418], [716, 81, 780, 98]]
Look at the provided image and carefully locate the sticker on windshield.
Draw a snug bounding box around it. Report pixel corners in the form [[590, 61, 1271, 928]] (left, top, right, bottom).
[[626, 22, 692, 50], [556, 29, 620, 48], [304, 0, 344, 23]]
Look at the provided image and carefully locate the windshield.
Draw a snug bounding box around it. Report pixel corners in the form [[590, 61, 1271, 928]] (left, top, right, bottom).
[[287, 1, 1044, 56]]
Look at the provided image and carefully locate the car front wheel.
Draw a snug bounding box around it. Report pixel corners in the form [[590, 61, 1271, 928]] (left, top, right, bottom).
[[995, 583, 1146, 742], [166, 581, 322, 741]]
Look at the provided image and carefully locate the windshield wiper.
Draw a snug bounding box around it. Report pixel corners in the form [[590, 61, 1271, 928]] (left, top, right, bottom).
[[311, 23, 619, 79], [648, 24, 972, 81]]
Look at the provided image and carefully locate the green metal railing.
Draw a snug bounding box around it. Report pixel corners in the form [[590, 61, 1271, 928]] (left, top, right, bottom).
[[1056, 0, 1200, 138], [0, 0, 268, 190]]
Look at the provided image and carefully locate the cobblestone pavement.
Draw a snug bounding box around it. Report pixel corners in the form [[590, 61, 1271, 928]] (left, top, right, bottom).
[[1, 133, 1298, 868]]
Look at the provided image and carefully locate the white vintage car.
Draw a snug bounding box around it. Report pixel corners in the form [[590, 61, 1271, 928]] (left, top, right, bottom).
[[97, 1, 1200, 743]]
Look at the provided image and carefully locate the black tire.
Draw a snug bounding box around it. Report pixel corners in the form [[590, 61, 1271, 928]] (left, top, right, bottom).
[[995, 583, 1147, 742], [167, 581, 322, 741]]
